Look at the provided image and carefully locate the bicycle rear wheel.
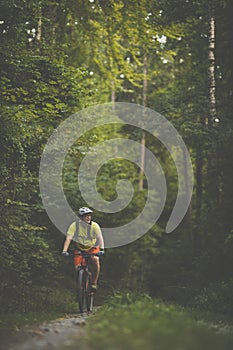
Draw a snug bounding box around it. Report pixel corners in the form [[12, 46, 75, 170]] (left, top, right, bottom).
[[86, 272, 94, 312], [77, 269, 85, 313]]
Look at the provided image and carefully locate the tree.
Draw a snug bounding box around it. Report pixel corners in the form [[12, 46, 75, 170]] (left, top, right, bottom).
[[0, 0, 93, 311]]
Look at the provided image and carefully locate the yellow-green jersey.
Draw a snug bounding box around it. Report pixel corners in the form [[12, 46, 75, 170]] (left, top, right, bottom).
[[67, 220, 102, 251]]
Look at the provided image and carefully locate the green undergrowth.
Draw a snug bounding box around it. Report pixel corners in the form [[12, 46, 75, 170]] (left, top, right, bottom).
[[0, 311, 62, 330], [0, 286, 77, 331], [186, 306, 233, 327], [87, 293, 233, 350]]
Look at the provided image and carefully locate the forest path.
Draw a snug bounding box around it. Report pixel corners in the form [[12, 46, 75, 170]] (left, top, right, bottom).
[[1, 312, 93, 350], [1, 306, 233, 350]]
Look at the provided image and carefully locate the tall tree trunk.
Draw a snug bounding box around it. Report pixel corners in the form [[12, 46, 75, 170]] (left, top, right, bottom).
[[36, 7, 42, 41], [139, 131, 146, 190], [206, 14, 220, 234], [193, 145, 203, 252], [218, 0, 233, 234], [111, 80, 116, 103], [139, 53, 147, 190], [208, 16, 216, 124]]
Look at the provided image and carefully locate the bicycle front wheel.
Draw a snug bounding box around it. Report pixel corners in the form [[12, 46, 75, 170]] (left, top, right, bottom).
[[77, 269, 85, 313], [86, 272, 94, 312]]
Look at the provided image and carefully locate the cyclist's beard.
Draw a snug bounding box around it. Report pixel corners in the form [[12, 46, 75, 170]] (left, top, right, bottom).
[[81, 218, 91, 226]]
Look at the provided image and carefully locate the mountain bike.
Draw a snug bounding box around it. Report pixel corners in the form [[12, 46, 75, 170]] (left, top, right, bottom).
[[73, 251, 100, 314]]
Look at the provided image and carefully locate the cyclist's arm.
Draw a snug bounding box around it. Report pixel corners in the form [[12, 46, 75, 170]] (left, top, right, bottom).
[[62, 222, 76, 252], [62, 234, 72, 252], [96, 228, 104, 250]]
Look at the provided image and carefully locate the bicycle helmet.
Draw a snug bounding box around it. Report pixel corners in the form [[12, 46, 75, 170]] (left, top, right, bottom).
[[78, 207, 93, 216]]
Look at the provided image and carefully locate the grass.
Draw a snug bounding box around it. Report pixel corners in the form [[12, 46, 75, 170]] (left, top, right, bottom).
[[0, 310, 65, 330], [0, 286, 78, 331], [87, 293, 233, 350], [2, 289, 233, 350]]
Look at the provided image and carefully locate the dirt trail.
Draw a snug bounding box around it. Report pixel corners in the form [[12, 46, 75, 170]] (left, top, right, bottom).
[[1, 312, 93, 350]]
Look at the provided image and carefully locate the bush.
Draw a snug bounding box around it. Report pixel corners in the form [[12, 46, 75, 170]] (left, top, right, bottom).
[[191, 279, 233, 315], [87, 293, 233, 350]]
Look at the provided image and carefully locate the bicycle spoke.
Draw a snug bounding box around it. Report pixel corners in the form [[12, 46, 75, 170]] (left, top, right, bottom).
[[77, 269, 85, 313], [86, 272, 94, 312]]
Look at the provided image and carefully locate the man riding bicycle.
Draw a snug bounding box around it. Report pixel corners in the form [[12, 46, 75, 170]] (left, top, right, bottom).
[[62, 207, 105, 293]]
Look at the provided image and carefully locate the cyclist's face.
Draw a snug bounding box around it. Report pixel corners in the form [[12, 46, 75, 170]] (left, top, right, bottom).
[[82, 214, 92, 224]]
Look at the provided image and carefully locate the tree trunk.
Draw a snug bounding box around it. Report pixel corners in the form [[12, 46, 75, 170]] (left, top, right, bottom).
[[192, 145, 203, 252], [208, 15, 216, 124], [36, 6, 42, 42], [205, 14, 221, 234], [111, 80, 116, 103], [139, 53, 147, 190], [139, 131, 146, 190]]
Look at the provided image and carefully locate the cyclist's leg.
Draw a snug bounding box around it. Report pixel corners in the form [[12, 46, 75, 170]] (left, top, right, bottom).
[[90, 256, 100, 285], [88, 247, 100, 287], [73, 249, 84, 270]]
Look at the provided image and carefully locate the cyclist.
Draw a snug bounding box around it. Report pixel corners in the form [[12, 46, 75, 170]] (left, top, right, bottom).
[[62, 207, 105, 293]]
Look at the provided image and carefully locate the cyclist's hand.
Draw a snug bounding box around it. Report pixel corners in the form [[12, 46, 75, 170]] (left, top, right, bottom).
[[61, 251, 69, 257], [97, 249, 105, 257]]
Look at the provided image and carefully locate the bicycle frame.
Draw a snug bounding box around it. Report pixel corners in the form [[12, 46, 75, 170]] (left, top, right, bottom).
[[73, 252, 98, 314]]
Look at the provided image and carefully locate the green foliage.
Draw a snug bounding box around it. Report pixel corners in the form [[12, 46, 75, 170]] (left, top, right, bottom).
[[87, 295, 233, 350], [0, 0, 93, 316], [191, 279, 233, 315], [0, 285, 76, 329], [0, 0, 233, 328]]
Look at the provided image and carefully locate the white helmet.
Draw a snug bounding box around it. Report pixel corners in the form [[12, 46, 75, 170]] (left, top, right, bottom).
[[78, 207, 93, 216]]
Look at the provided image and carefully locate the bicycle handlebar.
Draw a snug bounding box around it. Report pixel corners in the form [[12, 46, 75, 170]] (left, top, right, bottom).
[[65, 251, 102, 258], [75, 253, 99, 257]]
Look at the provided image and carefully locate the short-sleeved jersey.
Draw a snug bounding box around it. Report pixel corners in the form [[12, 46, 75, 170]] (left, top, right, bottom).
[[67, 220, 101, 251]]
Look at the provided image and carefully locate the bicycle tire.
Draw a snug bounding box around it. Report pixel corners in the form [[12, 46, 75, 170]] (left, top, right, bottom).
[[77, 269, 85, 313], [86, 272, 94, 312]]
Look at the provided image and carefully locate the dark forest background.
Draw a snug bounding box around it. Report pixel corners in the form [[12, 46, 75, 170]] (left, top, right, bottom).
[[1, 0, 233, 320]]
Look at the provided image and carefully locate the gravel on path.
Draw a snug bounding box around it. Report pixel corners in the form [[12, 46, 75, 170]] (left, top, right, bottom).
[[1, 312, 93, 350]]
